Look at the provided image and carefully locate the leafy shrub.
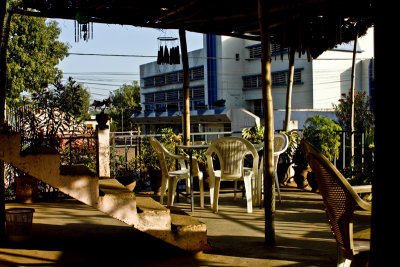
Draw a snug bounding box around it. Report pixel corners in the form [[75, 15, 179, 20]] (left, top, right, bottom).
[[303, 115, 342, 161]]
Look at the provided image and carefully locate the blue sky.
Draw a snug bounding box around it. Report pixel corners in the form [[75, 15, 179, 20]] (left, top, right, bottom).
[[53, 19, 203, 101]]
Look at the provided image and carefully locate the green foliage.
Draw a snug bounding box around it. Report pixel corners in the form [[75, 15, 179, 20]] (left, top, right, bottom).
[[56, 77, 91, 121], [7, 14, 69, 100], [303, 115, 342, 161], [242, 123, 264, 144], [109, 81, 141, 131], [333, 90, 374, 133], [133, 128, 182, 174], [22, 77, 92, 150], [159, 128, 182, 170], [160, 127, 182, 151], [280, 130, 300, 166]]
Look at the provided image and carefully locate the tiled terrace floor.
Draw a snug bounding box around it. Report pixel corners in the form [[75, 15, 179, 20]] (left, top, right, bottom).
[[0, 184, 371, 266]]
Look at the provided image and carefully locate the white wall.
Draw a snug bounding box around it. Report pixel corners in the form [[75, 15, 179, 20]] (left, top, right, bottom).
[[220, 36, 247, 109], [273, 109, 337, 131], [312, 27, 374, 109]]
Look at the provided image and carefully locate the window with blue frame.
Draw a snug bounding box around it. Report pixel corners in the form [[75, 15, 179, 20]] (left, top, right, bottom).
[[142, 86, 205, 112], [142, 66, 204, 88], [246, 43, 288, 59], [242, 68, 304, 89]]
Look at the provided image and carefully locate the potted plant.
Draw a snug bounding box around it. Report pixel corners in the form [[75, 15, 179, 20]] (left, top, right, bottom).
[[292, 143, 311, 189], [136, 141, 161, 193], [136, 128, 182, 194], [15, 172, 38, 204], [278, 130, 299, 186], [242, 123, 264, 144]]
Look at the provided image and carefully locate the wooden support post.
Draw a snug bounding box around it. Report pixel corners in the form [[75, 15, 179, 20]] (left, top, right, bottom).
[[350, 35, 358, 165], [258, 0, 275, 246], [284, 47, 295, 131], [179, 29, 190, 146]]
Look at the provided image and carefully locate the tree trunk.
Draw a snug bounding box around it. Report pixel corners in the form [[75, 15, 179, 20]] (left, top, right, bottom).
[[258, 0, 275, 246], [179, 29, 190, 145]]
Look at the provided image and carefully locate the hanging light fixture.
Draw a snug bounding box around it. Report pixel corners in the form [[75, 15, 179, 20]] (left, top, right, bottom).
[[156, 36, 180, 65], [75, 11, 93, 42]]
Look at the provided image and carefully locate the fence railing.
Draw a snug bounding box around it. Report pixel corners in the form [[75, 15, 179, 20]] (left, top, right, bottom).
[[110, 129, 374, 189], [4, 104, 98, 200]]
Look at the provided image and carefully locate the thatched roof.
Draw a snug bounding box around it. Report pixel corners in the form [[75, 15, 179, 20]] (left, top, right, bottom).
[[16, 0, 374, 58]]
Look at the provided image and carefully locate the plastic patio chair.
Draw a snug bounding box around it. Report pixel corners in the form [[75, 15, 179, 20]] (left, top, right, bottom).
[[254, 132, 289, 207], [301, 141, 371, 267], [206, 136, 258, 213], [149, 137, 204, 208]]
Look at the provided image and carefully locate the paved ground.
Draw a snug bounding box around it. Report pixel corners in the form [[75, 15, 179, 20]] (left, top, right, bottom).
[[0, 184, 371, 266]]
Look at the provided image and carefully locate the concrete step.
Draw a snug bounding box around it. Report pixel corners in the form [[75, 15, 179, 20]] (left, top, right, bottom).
[[97, 178, 138, 226], [0, 131, 208, 252], [98, 179, 208, 251], [169, 207, 209, 252], [60, 164, 96, 176]]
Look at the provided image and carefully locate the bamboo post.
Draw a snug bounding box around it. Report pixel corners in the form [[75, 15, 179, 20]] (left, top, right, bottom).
[[258, 0, 276, 246], [350, 35, 358, 166], [284, 47, 295, 131], [179, 29, 190, 145]]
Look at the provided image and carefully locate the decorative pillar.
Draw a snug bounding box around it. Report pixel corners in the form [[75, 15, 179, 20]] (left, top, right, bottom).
[[96, 111, 110, 178]]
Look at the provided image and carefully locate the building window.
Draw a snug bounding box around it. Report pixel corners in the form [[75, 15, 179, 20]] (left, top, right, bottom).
[[246, 43, 288, 59], [166, 90, 178, 101], [144, 93, 155, 103], [142, 66, 204, 88], [248, 45, 262, 59], [144, 77, 155, 87], [242, 68, 303, 89], [271, 43, 288, 55], [166, 72, 179, 83], [142, 86, 205, 112], [191, 86, 205, 99], [272, 69, 303, 87], [243, 75, 262, 89], [155, 91, 166, 102]]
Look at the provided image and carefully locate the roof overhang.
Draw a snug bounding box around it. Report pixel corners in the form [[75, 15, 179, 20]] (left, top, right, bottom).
[[131, 108, 231, 125], [16, 0, 375, 58]]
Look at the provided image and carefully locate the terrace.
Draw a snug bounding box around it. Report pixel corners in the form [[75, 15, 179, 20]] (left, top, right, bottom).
[[0, 0, 387, 266], [2, 185, 371, 266]]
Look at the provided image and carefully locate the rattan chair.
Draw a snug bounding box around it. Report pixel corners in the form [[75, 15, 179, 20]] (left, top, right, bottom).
[[301, 141, 371, 267], [149, 137, 204, 208], [206, 136, 258, 213]]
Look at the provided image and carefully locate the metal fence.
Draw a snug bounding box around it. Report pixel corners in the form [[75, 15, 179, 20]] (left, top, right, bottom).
[[4, 104, 98, 200]]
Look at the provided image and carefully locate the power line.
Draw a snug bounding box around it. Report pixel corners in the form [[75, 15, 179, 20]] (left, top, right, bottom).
[[67, 52, 157, 58]]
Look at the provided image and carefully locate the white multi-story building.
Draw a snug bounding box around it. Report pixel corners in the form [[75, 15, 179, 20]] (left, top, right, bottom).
[[132, 27, 374, 134]]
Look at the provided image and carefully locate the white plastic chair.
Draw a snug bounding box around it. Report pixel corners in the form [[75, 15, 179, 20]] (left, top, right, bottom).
[[253, 133, 289, 207], [206, 136, 258, 213], [149, 137, 204, 208]]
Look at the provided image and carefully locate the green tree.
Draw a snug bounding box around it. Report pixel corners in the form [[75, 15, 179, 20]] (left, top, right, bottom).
[[333, 90, 374, 133], [109, 81, 141, 131], [7, 13, 69, 102], [57, 77, 91, 121]]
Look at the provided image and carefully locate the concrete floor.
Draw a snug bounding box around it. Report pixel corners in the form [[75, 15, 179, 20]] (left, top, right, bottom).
[[1, 185, 371, 266]]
